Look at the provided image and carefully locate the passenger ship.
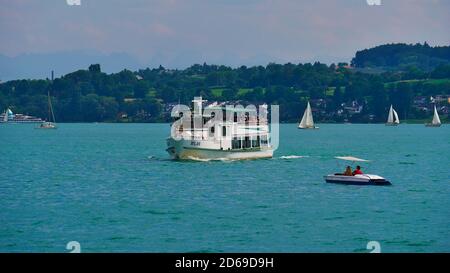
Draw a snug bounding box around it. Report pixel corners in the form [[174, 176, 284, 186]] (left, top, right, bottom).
[[166, 97, 274, 160], [1, 108, 43, 123]]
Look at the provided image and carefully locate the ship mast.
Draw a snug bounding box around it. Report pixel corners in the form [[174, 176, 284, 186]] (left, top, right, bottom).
[[48, 71, 56, 123]]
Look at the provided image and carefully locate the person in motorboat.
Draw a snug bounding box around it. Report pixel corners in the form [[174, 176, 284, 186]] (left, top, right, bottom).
[[352, 165, 363, 175], [344, 166, 353, 176], [326, 157, 392, 186]]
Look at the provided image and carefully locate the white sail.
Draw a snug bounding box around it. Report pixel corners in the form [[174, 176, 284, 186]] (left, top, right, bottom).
[[387, 105, 394, 123], [432, 105, 441, 125], [386, 105, 400, 125], [393, 109, 400, 124], [299, 101, 315, 128]]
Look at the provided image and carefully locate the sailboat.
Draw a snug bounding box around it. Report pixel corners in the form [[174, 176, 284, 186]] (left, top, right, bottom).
[[298, 101, 318, 129], [425, 105, 441, 127], [38, 72, 57, 129], [385, 105, 400, 126]]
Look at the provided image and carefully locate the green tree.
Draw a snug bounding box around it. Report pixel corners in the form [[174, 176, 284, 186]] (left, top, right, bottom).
[[89, 64, 101, 73], [134, 81, 149, 99]]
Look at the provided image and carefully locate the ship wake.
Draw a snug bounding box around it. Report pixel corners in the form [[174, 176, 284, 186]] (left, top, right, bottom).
[[279, 155, 308, 159]]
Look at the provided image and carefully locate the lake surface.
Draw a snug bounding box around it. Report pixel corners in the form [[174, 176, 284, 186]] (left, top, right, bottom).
[[0, 123, 449, 252]]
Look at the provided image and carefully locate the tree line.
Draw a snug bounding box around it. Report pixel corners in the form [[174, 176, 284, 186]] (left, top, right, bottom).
[[352, 42, 450, 71], [1, 44, 450, 123]]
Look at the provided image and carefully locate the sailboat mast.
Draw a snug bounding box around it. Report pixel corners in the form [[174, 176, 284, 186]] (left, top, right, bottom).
[[47, 91, 51, 122], [48, 71, 56, 123]]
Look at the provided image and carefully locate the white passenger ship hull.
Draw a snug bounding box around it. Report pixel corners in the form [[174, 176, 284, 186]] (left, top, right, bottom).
[[166, 138, 273, 160]]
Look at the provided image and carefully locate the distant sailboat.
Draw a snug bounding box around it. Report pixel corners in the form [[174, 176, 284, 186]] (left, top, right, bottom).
[[298, 101, 318, 129], [386, 105, 400, 126], [38, 71, 57, 129], [425, 105, 441, 127]]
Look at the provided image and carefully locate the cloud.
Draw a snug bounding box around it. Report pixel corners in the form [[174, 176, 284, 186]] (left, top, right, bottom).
[[150, 23, 175, 36], [0, 0, 448, 68]]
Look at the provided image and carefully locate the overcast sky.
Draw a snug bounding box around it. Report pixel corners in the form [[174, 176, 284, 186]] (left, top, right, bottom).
[[1, 0, 449, 68]]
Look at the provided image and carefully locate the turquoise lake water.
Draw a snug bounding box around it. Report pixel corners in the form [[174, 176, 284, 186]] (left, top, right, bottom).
[[0, 123, 449, 252]]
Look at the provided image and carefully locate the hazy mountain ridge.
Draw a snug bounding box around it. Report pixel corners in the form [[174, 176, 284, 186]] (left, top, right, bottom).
[[0, 51, 142, 81]]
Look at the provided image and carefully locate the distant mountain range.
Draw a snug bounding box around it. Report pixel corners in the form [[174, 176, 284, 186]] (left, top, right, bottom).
[[0, 51, 143, 81]]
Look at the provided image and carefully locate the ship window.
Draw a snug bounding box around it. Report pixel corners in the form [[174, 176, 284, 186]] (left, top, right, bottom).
[[244, 136, 251, 148], [232, 137, 240, 149], [222, 126, 226, 137], [261, 135, 268, 145], [210, 126, 215, 134], [253, 136, 260, 148], [234, 112, 238, 122]]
